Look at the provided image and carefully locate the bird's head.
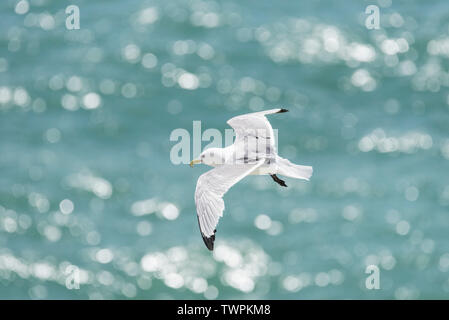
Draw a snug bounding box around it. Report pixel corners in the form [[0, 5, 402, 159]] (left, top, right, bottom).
[[190, 148, 226, 168]]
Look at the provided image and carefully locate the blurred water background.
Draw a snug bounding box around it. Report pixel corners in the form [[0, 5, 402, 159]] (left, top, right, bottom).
[[1, 0, 449, 299]]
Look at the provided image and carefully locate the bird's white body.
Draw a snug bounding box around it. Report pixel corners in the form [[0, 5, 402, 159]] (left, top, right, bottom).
[[203, 145, 282, 176], [191, 108, 313, 250]]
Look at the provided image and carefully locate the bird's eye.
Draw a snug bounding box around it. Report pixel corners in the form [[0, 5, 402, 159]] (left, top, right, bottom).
[[201, 155, 205, 158]]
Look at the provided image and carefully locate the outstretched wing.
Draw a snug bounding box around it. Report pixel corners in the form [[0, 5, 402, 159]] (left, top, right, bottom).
[[195, 160, 264, 250], [227, 108, 287, 161]]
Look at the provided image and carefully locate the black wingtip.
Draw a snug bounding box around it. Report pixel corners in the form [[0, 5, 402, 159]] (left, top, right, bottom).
[[277, 108, 289, 113], [201, 229, 216, 251]]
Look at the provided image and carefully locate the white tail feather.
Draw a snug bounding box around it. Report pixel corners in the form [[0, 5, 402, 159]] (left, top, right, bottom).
[[276, 157, 313, 181]]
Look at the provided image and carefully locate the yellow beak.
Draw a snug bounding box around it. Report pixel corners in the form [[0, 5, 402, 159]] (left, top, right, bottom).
[[189, 159, 201, 168]]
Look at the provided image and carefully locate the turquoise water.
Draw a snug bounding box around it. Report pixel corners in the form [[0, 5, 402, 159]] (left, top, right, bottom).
[[1, 0, 449, 299]]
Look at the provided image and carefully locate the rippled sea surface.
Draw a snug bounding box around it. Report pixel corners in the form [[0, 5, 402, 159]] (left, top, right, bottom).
[[1, 0, 449, 299]]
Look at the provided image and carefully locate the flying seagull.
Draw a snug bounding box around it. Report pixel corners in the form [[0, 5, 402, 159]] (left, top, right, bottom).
[[190, 109, 313, 251]]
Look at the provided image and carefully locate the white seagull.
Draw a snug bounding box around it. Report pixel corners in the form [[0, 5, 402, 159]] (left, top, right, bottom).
[[190, 109, 313, 250]]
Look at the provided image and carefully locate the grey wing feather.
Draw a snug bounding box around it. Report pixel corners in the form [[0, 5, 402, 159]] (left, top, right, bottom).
[[227, 108, 286, 161], [194, 160, 264, 250]]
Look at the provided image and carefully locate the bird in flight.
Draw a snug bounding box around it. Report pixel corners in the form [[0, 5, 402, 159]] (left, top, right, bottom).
[[190, 109, 313, 251]]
